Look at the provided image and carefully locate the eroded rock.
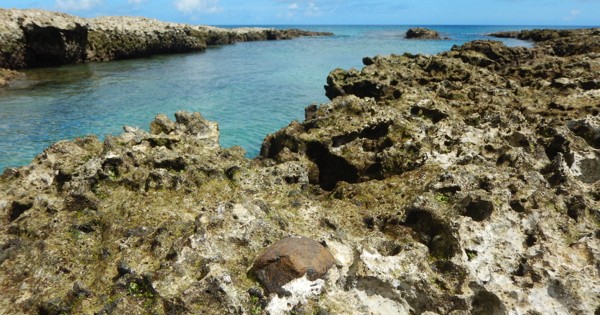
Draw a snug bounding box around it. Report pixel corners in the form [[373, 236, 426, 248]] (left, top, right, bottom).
[[1, 27, 600, 315]]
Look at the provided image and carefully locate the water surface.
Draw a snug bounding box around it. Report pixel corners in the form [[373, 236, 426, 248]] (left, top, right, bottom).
[[0, 25, 573, 171]]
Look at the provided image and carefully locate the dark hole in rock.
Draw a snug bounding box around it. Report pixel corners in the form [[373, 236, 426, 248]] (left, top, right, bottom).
[[304, 104, 318, 120], [364, 162, 385, 180], [74, 223, 96, 234], [351, 80, 386, 99], [478, 178, 494, 192], [581, 80, 600, 91], [306, 141, 358, 190], [363, 216, 375, 229], [331, 121, 391, 148], [154, 157, 186, 172], [465, 249, 478, 261], [321, 218, 338, 231], [566, 195, 587, 222], [55, 171, 72, 190], [100, 158, 123, 180], [9, 200, 33, 222], [595, 305, 600, 315], [525, 231, 537, 247], [403, 209, 459, 259], [410, 106, 449, 124], [23, 24, 88, 67], [166, 250, 178, 261], [496, 151, 518, 167], [377, 240, 402, 256], [545, 135, 575, 167], [471, 291, 507, 315], [66, 193, 98, 212], [284, 175, 300, 184], [505, 132, 530, 148], [462, 196, 494, 221], [37, 298, 71, 315], [436, 185, 462, 194], [513, 258, 528, 277], [510, 200, 526, 213]]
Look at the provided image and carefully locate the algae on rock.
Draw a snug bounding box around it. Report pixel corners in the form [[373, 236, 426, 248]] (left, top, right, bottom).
[[1, 28, 600, 315]]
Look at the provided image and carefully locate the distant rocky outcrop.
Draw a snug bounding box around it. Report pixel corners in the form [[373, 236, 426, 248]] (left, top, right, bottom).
[[1, 28, 600, 314], [0, 9, 332, 72], [490, 28, 600, 56], [406, 27, 441, 39]]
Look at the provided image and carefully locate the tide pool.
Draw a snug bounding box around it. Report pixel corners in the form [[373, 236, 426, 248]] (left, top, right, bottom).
[[0, 25, 570, 171]]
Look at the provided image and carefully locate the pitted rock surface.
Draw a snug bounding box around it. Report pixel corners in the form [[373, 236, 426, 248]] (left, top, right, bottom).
[[1, 27, 600, 315], [251, 237, 335, 295]]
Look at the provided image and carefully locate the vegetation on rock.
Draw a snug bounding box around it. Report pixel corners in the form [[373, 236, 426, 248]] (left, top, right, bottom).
[[1, 28, 600, 314]]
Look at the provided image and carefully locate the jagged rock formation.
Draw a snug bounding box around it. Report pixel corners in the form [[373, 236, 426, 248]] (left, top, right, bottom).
[[0, 9, 331, 70], [406, 27, 441, 40], [1, 29, 600, 314]]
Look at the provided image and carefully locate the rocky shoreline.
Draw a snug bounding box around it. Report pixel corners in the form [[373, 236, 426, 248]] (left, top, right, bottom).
[[0, 9, 331, 85], [1, 28, 600, 314]]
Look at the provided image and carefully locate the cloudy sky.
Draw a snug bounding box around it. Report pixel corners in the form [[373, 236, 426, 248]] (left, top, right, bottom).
[[2, 0, 599, 25]]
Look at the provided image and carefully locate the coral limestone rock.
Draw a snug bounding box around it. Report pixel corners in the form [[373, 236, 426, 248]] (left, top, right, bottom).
[[1, 27, 600, 314], [251, 237, 335, 295]]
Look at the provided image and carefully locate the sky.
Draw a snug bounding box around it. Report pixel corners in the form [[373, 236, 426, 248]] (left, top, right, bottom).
[[1, 0, 599, 26]]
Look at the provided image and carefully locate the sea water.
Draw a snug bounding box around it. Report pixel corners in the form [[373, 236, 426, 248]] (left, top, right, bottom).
[[0, 25, 580, 171]]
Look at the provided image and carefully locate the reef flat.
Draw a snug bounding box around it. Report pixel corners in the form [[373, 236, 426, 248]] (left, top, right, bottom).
[[0, 9, 331, 85], [1, 28, 599, 314]]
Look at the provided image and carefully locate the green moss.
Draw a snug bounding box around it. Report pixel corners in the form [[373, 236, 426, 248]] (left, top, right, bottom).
[[248, 296, 262, 315], [435, 193, 449, 203]]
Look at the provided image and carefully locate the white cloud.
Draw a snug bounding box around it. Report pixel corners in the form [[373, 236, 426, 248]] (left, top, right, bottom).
[[174, 0, 222, 14], [128, 0, 145, 4], [304, 1, 322, 17], [563, 9, 581, 21], [288, 3, 299, 9], [56, 0, 102, 11]]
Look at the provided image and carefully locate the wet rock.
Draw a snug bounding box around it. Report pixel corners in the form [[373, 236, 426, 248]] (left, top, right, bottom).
[[250, 237, 335, 295], [406, 28, 441, 40]]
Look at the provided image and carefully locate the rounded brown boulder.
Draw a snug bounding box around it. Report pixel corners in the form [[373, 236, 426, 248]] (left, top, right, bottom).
[[250, 237, 335, 296]]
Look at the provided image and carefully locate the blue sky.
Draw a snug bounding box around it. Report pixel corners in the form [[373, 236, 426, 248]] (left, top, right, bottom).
[[2, 0, 599, 25]]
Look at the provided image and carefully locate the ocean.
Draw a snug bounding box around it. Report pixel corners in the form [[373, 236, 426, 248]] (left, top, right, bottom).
[[0, 25, 582, 171]]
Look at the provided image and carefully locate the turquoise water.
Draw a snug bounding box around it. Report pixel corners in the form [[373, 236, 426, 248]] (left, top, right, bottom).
[[0, 25, 574, 171]]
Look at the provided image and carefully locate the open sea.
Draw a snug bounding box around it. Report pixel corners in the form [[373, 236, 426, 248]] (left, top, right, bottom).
[[0, 25, 586, 171]]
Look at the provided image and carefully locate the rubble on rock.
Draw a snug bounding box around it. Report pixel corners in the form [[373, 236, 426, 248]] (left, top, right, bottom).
[[1, 28, 600, 314]]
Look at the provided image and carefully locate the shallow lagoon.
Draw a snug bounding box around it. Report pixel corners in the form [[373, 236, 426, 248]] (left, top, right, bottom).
[[0, 25, 542, 170]]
